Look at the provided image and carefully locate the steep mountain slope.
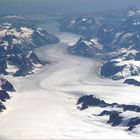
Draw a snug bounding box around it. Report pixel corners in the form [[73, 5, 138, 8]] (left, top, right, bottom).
[[0, 77, 15, 112]]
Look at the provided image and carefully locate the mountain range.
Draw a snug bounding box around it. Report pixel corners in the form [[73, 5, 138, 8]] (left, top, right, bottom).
[[59, 9, 140, 86]]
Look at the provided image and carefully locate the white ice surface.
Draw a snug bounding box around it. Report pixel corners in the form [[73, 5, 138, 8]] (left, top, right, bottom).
[[0, 18, 140, 139]]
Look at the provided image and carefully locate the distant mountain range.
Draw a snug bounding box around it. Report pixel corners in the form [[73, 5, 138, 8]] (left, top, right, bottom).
[[59, 9, 140, 86]]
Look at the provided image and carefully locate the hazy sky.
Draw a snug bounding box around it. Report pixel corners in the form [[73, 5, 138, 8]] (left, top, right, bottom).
[[0, 0, 140, 15]]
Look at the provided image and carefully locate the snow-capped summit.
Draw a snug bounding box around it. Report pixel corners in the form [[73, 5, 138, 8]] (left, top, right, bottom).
[[70, 37, 104, 57], [0, 15, 59, 77]]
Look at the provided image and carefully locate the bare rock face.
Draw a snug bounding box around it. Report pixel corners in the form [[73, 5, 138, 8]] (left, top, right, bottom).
[[107, 112, 123, 126], [0, 77, 15, 112], [77, 95, 108, 110], [0, 78, 16, 92], [124, 79, 140, 86], [100, 59, 140, 80], [0, 90, 10, 102]]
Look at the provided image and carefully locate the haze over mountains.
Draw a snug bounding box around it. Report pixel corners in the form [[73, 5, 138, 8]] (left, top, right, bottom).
[[1, 0, 140, 15]]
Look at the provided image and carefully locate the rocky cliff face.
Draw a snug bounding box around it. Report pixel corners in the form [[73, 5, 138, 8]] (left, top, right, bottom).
[[77, 94, 140, 132]]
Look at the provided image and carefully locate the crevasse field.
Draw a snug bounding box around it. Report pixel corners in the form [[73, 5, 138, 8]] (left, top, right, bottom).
[[0, 17, 140, 139]]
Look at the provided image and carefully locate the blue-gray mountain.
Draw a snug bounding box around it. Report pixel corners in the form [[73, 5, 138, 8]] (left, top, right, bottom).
[[59, 15, 101, 38]]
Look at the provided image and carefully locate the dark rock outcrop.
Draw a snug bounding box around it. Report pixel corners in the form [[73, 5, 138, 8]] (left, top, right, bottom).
[[77, 95, 140, 113], [70, 37, 103, 57], [98, 110, 121, 116], [100, 60, 140, 80], [0, 102, 6, 112], [0, 90, 10, 102], [124, 79, 140, 86], [0, 78, 16, 92], [77, 95, 140, 131], [77, 95, 108, 110], [127, 117, 140, 131], [100, 61, 125, 79], [107, 112, 123, 126]]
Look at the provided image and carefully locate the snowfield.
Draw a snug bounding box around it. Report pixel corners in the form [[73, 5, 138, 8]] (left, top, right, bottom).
[[0, 19, 140, 139]]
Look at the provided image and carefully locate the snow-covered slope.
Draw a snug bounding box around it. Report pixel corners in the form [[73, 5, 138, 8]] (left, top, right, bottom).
[[100, 58, 140, 80], [100, 47, 140, 84], [0, 22, 59, 50]]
